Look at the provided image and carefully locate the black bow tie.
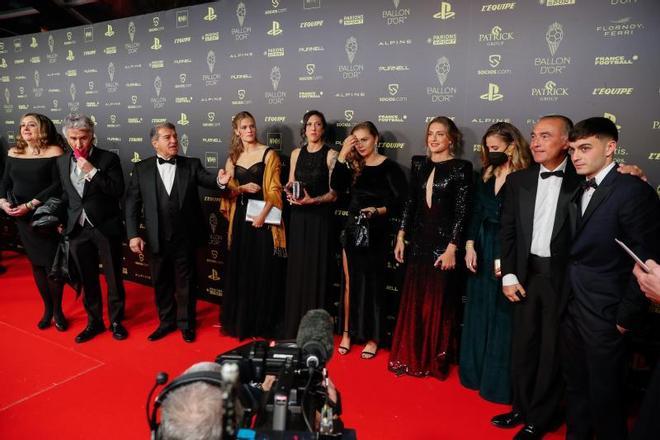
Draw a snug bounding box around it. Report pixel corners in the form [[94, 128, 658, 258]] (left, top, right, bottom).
[[157, 156, 176, 165], [581, 178, 598, 191], [540, 170, 564, 179]]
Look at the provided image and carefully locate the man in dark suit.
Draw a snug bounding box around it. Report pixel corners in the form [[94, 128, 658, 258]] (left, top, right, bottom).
[[495, 115, 581, 439], [58, 113, 128, 343], [562, 117, 659, 440], [125, 122, 229, 343]]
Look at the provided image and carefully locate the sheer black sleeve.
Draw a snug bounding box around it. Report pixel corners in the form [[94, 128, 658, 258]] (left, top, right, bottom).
[[448, 160, 473, 246], [399, 156, 425, 234]]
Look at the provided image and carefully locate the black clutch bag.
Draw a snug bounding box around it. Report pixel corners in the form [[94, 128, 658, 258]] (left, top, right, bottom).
[[341, 212, 370, 249]]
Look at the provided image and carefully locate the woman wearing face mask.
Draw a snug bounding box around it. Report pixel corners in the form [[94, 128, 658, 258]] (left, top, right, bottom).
[[388, 116, 473, 379], [458, 122, 531, 403], [332, 121, 407, 359], [282, 110, 338, 338]]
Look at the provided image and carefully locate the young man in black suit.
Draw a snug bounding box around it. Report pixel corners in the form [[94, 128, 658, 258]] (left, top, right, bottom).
[[58, 113, 128, 343], [125, 122, 229, 343], [562, 117, 659, 440]]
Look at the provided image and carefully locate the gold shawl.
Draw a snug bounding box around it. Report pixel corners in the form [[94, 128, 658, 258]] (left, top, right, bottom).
[[219, 149, 287, 257]]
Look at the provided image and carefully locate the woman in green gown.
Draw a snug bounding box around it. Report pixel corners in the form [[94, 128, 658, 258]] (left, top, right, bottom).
[[458, 122, 531, 403]]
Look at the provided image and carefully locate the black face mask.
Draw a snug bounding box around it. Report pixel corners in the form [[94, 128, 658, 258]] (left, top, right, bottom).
[[488, 151, 508, 167]]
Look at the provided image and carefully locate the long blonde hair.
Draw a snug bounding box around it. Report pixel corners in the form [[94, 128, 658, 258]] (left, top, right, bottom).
[[480, 122, 530, 181], [229, 111, 259, 165], [15, 113, 63, 154]]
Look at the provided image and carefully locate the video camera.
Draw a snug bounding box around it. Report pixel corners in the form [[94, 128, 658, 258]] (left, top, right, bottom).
[[216, 310, 342, 436]]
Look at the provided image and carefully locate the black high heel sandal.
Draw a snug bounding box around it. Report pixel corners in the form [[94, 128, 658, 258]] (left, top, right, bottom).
[[338, 330, 351, 355]]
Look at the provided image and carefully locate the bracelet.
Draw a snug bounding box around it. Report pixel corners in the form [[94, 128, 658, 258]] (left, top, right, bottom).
[[465, 242, 474, 250], [25, 201, 34, 210]]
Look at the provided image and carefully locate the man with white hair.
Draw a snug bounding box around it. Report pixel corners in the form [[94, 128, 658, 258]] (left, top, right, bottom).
[[160, 362, 240, 440], [57, 113, 128, 343]]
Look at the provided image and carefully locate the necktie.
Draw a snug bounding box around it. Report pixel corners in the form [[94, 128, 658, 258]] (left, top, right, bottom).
[[540, 170, 564, 179], [581, 178, 598, 191], [158, 156, 176, 165]]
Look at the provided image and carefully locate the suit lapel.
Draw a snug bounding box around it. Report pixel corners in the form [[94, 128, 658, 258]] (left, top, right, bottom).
[[145, 157, 158, 206], [519, 166, 538, 254], [175, 157, 189, 209], [577, 165, 618, 233], [551, 160, 577, 242], [81, 148, 96, 199]]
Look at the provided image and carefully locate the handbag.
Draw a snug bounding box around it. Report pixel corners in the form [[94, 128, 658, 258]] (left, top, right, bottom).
[[342, 212, 370, 249]]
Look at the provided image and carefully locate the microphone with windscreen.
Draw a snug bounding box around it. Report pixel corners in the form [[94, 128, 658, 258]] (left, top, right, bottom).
[[295, 309, 334, 369]]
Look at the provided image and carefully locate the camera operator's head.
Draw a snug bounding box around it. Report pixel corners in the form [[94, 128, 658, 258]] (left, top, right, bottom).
[[159, 362, 241, 440]]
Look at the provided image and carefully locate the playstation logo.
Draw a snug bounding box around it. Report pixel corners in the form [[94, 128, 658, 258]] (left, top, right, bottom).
[[267, 21, 283, 36], [131, 152, 141, 163], [204, 6, 217, 21], [433, 2, 455, 20], [30, 37, 38, 48], [105, 24, 115, 37], [66, 49, 75, 61], [178, 113, 190, 126], [480, 83, 503, 101], [0, 58, 7, 69], [208, 269, 221, 281], [151, 37, 162, 50]]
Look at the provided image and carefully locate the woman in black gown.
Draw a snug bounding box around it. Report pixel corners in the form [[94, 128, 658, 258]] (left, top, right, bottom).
[[219, 111, 286, 339], [388, 116, 472, 379], [283, 110, 338, 338], [332, 121, 407, 359], [0, 113, 68, 330]]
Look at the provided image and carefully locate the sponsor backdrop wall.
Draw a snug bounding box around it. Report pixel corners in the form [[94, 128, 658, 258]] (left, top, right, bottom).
[[2, 0, 659, 333]]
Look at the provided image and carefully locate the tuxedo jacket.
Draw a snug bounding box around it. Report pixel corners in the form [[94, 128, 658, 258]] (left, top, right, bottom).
[[56, 147, 125, 237], [125, 155, 218, 254], [567, 164, 659, 330], [500, 159, 582, 296]]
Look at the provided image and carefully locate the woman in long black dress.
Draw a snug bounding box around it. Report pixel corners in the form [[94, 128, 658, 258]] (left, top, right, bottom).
[[283, 110, 338, 338], [219, 111, 286, 339], [332, 121, 407, 359], [459, 122, 530, 402], [388, 116, 472, 379], [0, 113, 68, 330]]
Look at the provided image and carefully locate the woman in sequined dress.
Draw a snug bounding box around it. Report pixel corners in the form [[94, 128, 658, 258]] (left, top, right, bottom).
[[388, 116, 472, 379]]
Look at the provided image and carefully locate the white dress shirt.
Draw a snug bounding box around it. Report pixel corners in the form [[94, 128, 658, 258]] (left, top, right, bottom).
[[502, 157, 568, 287], [581, 162, 615, 215], [156, 155, 176, 195]]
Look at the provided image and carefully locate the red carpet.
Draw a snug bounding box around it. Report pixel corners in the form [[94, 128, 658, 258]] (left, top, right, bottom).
[[0, 251, 565, 439]]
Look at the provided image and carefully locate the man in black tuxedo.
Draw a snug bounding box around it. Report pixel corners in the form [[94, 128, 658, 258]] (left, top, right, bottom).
[[562, 117, 659, 440], [495, 115, 581, 439], [125, 122, 229, 343], [58, 113, 128, 343]]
